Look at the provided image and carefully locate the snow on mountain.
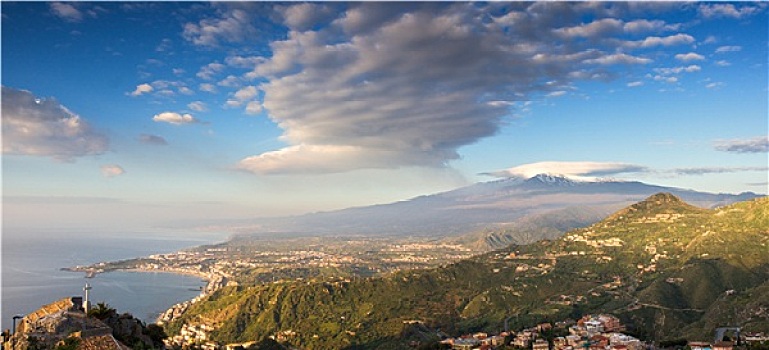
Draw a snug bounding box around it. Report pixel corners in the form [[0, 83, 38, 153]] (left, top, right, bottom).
[[229, 175, 762, 240]]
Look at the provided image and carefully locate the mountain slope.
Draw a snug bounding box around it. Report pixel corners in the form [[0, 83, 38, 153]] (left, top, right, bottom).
[[232, 175, 760, 246], [168, 195, 769, 349]]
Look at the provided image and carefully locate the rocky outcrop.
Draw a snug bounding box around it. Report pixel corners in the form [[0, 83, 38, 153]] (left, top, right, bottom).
[[6, 297, 165, 350]]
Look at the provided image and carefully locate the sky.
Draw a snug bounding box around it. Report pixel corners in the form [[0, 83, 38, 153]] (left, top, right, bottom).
[[2, 1, 768, 232]]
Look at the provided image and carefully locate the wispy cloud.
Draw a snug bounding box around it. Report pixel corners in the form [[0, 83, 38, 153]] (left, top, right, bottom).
[[698, 3, 766, 19], [50, 2, 83, 22], [100, 164, 125, 178], [138, 134, 168, 146], [714, 136, 769, 153], [672, 166, 768, 176], [715, 45, 742, 53], [1, 86, 108, 161], [188, 101, 208, 112]]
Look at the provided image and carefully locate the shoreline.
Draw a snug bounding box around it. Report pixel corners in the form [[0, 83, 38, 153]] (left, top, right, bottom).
[[86, 267, 227, 325], [62, 262, 228, 325]]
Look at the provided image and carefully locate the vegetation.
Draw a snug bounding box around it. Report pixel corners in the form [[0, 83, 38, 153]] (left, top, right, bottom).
[[167, 194, 769, 349]]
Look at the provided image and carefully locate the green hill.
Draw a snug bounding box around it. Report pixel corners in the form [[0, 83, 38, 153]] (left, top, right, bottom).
[[166, 194, 769, 349]]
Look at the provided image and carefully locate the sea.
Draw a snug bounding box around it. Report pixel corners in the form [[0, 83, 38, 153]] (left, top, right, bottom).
[[1, 229, 229, 330]]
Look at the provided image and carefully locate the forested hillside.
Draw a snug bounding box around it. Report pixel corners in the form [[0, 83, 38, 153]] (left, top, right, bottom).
[[167, 194, 769, 349]]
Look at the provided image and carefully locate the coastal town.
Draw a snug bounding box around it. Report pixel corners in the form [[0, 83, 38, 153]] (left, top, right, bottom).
[[159, 313, 769, 350], [66, 236, 478, 287], [10, 295, 766, 350]]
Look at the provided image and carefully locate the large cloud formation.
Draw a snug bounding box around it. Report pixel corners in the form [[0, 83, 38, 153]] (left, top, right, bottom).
[[2, 86, 108, 161], [224, 3, 716, 174]]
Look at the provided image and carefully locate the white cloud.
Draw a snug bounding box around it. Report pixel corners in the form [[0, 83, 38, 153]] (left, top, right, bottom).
[[245, 101, 263, 115], [238, 3, 704, 174], [715, 45, 741, 53], [238, 144, 433, 175], [627, 81, 643, 87], [673, 166, 768, 176], [278, 3, 336, 31], [130, 83, 154, 96], [715, 60, 731, 67], [152, 112, 198, 125], [234, 86, 258, 101], [699, 3, 764, 19], [623, 33, 695, 49], [653, 65, 701, 75], [225, 55, 264, 69], [199, 83, 217, 93], [50, 2, 83, 22], [156, 38, 173, 52], [653, 76, 678, 84], [218, 75, 240, 88], [623, 19, 679, 33], [584, 53, 652, 65], [179, 86, 194, 95], [705, 82, 723, 89], [714, 136, 769, 153], [1, 86, 108, 161], [554, 18, 623, 38], [674, 52, 705, 62], [547, 91, 567, 98], [226, 86, 261, 112], [196, 62, 226, 80], [183, 5, 259, 47], [100, 164, 125, 178], [485, 161, 648, 180], [188, 101, 208, 112]]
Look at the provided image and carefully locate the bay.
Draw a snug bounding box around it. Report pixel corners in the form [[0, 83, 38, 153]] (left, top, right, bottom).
[[1, 229, 227, 330]]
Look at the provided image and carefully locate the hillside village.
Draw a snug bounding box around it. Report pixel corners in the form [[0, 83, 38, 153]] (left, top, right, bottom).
[[6, 299, 769, 350]]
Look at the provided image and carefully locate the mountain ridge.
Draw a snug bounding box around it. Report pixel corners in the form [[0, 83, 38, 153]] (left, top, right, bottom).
[[229, 175, 761, 251], [166, 195, 769, 349]]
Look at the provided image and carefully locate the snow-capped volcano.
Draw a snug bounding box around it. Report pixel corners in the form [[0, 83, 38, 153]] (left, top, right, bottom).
[[228, 174, 761, 244], [523, 173, 581, 186]]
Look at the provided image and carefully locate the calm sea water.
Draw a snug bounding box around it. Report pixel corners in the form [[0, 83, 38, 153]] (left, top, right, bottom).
[[1, 230, 228, 330]]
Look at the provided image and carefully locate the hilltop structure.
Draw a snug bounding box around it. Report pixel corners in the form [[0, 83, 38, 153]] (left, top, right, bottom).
[[4, 291, 129, 350], [2, 283, 163, 350]]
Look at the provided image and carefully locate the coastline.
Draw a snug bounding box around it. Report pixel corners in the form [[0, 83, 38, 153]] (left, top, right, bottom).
[[3, 232, 228, 329], [90, 267, 228, 325], [61, 249, 231, 326]]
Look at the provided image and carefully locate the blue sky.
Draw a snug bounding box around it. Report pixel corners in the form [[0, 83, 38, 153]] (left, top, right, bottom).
[[2, 2, 767, 231]]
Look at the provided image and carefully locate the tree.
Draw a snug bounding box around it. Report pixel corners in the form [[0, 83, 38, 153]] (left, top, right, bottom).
[[88, 302, 117, 320], [146, 323, 168, 347]]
